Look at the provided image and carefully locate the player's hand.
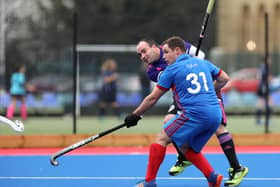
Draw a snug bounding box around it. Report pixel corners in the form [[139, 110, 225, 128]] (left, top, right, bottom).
[[215, 89, 222, 99], [124, 114, 142, 128]]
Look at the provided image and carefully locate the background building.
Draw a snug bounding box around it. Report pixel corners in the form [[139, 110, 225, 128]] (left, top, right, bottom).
[[217, 0, 280, 53]]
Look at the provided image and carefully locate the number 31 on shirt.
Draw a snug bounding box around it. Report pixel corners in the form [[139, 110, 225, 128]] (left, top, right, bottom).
[[186, 72, 209, 94]]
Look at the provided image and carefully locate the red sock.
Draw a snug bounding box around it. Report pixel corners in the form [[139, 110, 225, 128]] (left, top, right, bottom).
[[20, 104, 27, 120], [145, 143, 166, 182], [185, 149, 214, 178], [6, 104, 15, 119]]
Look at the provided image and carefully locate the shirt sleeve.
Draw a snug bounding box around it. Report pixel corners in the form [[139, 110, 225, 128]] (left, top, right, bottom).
[[205, 60, 221, 79], [156, 68, 173, 90], [146, 63, 166, 82], [147, 69, 162, 82]]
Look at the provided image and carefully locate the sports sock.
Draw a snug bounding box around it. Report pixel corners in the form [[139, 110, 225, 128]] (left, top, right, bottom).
[[184, 149, 213, 178], [21, 104, 27, 120], [218, 132, 240, 170], [146, 143, 166, 182], [6, 104, 15, 119]]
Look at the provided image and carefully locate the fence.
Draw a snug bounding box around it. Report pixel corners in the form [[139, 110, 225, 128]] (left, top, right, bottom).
[[1, 46, 280, 117]]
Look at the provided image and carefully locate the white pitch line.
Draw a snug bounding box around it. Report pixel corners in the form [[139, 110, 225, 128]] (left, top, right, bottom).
[[0, 177, 279, 181]]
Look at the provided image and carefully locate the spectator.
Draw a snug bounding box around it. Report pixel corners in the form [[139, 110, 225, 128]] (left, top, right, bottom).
[[255, 59, 273, 125], [6, 64, 28, 120], [97, 58, 120, 119]]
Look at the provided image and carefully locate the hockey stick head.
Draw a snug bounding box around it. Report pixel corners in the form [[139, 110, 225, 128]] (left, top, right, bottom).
[[14, 120, 24, 132], [49, 123, 127, 166], [0, 116, 24, 132], [50, 155, 59, 166]]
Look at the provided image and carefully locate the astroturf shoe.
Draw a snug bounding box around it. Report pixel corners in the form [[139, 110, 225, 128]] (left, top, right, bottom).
[[207, 171, 223, 187], [134, 180, 157, 187], [168, 160, 192, 176], [224, 166, 249, 186]]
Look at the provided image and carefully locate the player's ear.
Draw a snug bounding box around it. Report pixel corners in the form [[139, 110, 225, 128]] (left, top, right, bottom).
[[175, 47, 181, 55], [151, 44, 157, 48]]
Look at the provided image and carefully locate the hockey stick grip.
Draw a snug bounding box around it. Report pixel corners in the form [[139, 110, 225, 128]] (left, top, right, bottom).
[[195, 0, 215, 56], [206, 0, 215, 14], [50, 123, 127, 166]]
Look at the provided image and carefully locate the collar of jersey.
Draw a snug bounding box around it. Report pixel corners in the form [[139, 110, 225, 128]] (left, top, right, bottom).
[[176, 54, 190, 62]]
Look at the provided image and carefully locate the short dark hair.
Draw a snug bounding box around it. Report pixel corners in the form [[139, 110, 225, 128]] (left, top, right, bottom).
[[162, 36, 186, 52], [16, 64, 26, 72], [138, 38, 159, 47]]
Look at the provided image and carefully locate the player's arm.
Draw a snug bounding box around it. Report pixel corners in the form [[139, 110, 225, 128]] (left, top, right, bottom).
[[104, 72, 118, 83], [214, 70, 229, 91], [146, 63, 167, 82], [110, 72, 118, 81], [132, 86, 167, 116], [148, 70, 163, 83]]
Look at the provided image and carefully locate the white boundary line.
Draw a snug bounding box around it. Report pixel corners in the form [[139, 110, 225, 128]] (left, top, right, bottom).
[[0, 176, 279, 181]]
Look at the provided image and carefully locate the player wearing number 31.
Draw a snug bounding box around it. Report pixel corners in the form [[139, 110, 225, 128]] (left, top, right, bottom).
[[124, 36, 229, 187]]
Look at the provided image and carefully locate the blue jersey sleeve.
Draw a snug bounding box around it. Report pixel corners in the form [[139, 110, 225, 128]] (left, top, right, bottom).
[[157, 67, 173, 90], [205, 60, 221, 79]]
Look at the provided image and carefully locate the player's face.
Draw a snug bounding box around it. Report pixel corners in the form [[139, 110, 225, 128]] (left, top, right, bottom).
[[136, 41, 160, 64], [19, 66, 26, 73], [162, 44, 177, 64]]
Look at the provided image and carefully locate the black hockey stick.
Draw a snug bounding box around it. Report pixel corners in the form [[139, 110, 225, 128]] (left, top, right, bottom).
[[50, 123, 127, 166], [195, 0, 215, 56]]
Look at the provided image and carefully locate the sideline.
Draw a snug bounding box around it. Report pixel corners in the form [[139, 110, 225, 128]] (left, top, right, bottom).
[[0, 145, 280, 155]]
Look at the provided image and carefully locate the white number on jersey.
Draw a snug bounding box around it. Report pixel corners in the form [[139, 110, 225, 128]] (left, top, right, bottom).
[[186, 72, 209, 94]]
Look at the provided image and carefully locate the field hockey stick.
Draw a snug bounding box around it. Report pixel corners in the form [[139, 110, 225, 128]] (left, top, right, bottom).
[[0, 116, 24, 132], [50, 123, 127, 166], [195, 0, 215, 56]]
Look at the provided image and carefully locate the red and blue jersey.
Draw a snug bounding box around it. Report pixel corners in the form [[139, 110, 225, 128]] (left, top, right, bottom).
[[157, 54, 221, 116]]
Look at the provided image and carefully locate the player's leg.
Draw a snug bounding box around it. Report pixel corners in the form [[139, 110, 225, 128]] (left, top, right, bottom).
[[6, 96, 17, 119], [97, 88, 109, 119], [19, 95, 27, 120], [255, 97, 264, 125], [255, 87, 265, 125], [112, 101, 121, 118], [267, 96, 273, 124], [165, 102, 192, 176], [217, 100, 248, 186], [97, 102, 106, 118], [97, 90, 109, 119], [168, 140, 192, 176], [216, 126, 248, 186], [110, 87, 121, 118], [135, 130, 171, 187], [177, 116, 223, 187], [183, 148, 223, 187]]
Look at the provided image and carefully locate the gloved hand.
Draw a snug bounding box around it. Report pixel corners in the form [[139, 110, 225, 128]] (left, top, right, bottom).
[[124, 113, 142, 128]]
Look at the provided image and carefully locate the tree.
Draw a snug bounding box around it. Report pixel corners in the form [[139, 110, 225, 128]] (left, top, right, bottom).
[[4, 0, 216, 84]]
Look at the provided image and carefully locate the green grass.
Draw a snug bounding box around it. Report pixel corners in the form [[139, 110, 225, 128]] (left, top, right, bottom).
[[0, 115, 279, 135]]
